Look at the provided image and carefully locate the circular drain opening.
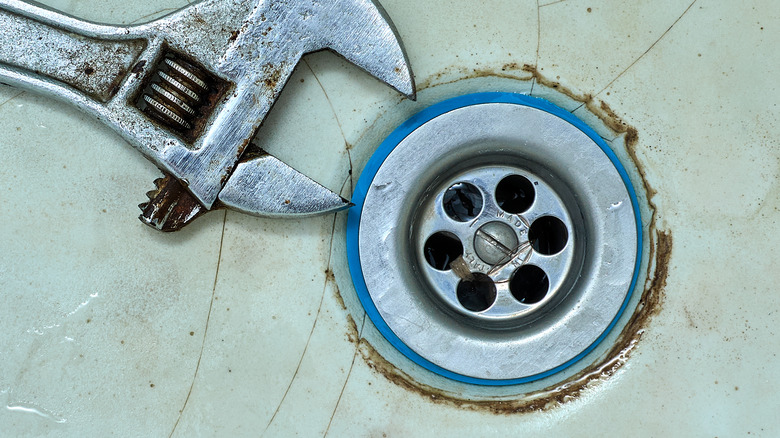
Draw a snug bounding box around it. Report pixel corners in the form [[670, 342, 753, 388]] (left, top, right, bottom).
[[347, 92, 641, 385], [456, 273, 497, 312], [442, 182, 483, 222], [423, 232, 463, 271], [529, 216, 569, 255], [510, 265, 549, 304], [495, 174, 535, 214]]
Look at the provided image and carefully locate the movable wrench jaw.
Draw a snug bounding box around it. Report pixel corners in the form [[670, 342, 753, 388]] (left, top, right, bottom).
[[138, 144, 353, 232]]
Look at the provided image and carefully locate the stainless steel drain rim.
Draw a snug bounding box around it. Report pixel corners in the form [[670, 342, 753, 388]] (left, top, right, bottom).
[[347, 93, 641, 384]]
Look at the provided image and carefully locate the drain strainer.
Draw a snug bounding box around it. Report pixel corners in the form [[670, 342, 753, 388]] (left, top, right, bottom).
[[347, 93, 641, 385]]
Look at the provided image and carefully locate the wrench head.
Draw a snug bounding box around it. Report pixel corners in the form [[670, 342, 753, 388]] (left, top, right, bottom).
[[133, 0, 416, 228], [307, 0, 416, 99]]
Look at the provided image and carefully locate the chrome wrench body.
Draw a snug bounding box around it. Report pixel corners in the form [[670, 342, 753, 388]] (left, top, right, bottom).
[[0, 0, 414, 230]]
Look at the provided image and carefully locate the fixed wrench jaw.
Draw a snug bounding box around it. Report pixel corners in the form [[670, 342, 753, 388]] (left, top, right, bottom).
[[304, 0, 416, 100]]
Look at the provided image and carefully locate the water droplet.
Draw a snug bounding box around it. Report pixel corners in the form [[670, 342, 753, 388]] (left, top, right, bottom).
[[6, 402, 66, 424]]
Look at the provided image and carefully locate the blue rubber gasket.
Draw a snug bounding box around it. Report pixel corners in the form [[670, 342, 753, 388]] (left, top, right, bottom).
[[346, 92, 643, 386]]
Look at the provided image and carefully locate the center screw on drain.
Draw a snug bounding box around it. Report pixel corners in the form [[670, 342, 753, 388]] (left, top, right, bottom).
[[473, 221, 520, 265]]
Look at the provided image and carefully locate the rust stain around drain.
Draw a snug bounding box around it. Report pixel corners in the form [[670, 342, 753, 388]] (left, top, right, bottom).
[[351, 230, 670, 415], [339, 66, 673, 414]]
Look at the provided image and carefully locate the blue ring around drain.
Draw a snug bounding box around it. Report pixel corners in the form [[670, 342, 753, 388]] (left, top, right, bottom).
[[346, 92, 643, 386]]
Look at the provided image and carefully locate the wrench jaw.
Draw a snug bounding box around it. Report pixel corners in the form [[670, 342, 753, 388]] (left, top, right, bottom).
[[310, 0, 416, 100], [217, 146, 353, 219], [324, 41, 416, 101], [138, 145, 353, 232]]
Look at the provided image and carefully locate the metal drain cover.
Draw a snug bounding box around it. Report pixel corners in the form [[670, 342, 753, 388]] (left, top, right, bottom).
[[347, 93, 641, 385]]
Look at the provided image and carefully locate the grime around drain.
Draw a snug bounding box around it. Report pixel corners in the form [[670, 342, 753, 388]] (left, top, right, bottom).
[[338, 67, 672, 412]]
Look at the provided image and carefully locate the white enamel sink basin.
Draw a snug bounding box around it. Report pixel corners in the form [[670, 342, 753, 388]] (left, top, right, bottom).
[[1, 0, 778, 436]]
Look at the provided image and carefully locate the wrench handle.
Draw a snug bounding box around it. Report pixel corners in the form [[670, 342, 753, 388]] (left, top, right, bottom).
[[0, 0, 146, 102]]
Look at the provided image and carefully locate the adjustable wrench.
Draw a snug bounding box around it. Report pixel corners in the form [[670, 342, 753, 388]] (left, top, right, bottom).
[[0, 0, 415, 231]]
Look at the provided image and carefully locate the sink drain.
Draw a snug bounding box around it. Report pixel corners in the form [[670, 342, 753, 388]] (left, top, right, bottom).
[[347, 92, 641, 385]]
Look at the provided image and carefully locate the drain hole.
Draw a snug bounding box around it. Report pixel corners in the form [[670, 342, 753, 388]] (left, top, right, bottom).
[[456, 273, 496, 312], [529, 216, 568, 255], [509, 265, 549, 304], [495, 175, 535, 214], [443, 182, 483, 222], [424, 232, 463, 270]]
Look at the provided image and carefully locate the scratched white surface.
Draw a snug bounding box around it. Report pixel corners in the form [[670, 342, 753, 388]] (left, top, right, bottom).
[[1, 0, 778, 436]]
